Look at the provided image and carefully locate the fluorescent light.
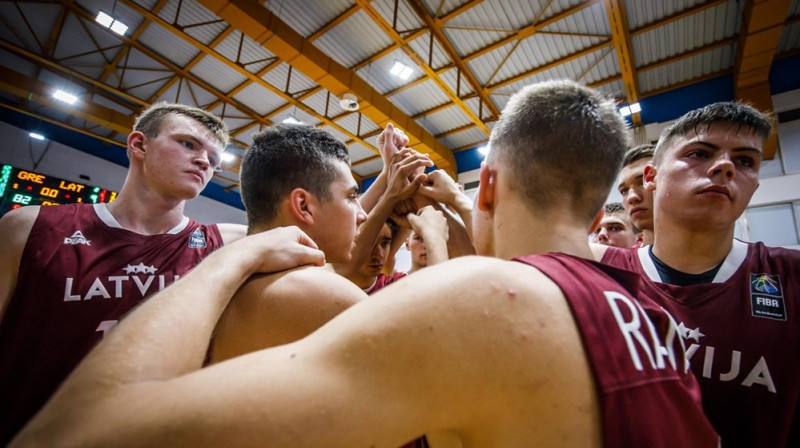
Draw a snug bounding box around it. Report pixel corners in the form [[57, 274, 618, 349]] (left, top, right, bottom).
[[110, 20, 129, 36], [221, 153, 236, 163], [477, 145, 490, 156], [619, 106, 631, 117], [29, 132, 45, 141], [390, 60, 413, 80], [629, 102, 641, 114], [96, 11, 128, 36], [53, 90, 78, 105], [95, 11, 114, 27], [282, 116, 304, 125]]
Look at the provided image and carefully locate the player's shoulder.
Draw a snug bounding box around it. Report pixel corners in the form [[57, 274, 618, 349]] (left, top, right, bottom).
[[0, 205, 41, 243], [380, 255, 562, 308], [238, 264, 367, 305]]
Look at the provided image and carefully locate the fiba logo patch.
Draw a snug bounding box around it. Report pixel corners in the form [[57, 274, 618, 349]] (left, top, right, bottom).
[[64, 230, 91, 245], [750, 273, 786, 321], [188, 228, 207, 248]]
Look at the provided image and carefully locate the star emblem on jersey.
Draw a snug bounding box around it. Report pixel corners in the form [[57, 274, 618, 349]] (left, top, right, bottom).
[[122, 263, 158, 274], [677, 322, 704, 342], [63, 230, 91, 246]]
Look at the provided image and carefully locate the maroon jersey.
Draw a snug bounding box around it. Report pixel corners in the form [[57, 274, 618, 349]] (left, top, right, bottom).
[[365, 272, 407, 295], [514, 253, 718, 447], [602, 241, 800, 447], [0, 204, 223, 444]]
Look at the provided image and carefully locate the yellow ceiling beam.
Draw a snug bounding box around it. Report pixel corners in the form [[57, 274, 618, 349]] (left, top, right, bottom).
[[734, 0, 792, 160], [198, 0, 457, 176], [604, 0, 640, 124], [352, 0, 490, 137], [408, 0, 499, 120]]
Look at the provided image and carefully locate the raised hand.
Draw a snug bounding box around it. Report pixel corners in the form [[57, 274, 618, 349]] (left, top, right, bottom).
[[376, 123, 410, 168]]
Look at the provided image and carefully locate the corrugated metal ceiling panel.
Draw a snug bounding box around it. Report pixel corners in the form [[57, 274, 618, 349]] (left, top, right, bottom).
[[352, 157, 384, 177], [91, 94, 134, 117], [347, 143, 377, 163], [53, 13, 119, 62], [438, 67, 476, 96], [391, 79, 452, 116], [416, 103, 472, 136], [638, 44, 735, 94], [302, 90, 348, 119], [355, 47, 414, 94], [139, 22, 201, 66], [442, 126, 487, 149], [234, 123, 264, 147], [372, 0, 425, 32], [6, 2, 63, 53], [82, 0, 148, 30], [491, 47, 610, 95], [260, 62, 319, 95], [189, 56, 248, 93], [158, 0, 226, 45], [538, 1, 610, 35], [594, 78, 626, 100], [232, 83, 287, 116], [632, 0, 738, 67], [266, 0, 353, 38], [778, 22, 800, 54], [408, 32, 452, 70], [492, 34, 605, 86], [626, 0, 714, 31], [319, 125, 351, 144], [313, 10, 394, 68], [214, 30, 277, 74]]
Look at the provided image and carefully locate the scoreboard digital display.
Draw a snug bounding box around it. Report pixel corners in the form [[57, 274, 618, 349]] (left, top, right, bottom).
[[0, 164, 117, 217]]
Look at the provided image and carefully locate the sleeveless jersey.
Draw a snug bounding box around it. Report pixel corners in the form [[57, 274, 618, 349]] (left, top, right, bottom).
[[514, 253, 718, 447], [365, 272, 407, 295], [0, 203, 223, 444], [602, 241, 800, 447]]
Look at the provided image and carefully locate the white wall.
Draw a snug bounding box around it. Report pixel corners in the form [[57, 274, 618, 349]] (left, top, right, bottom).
[[0, 121, 246, 225]]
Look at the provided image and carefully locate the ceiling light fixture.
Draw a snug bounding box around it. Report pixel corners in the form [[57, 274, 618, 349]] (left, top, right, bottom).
[[53, 90, 78, 105], [282, 116, 304, 125], [29, 132, 46, 141], [619, 102, 641, 118], [629, 102, 641, 114], [95, 11, 128, 36], [477, 145, 490, 156], [390, 60, 413, 80], [221, 153, 236, 163]]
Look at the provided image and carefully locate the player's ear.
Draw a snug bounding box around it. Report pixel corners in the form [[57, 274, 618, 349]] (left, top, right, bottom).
[[477, 162, 495, 212], [643, 164, 657, 192], [127, 131, 147, 161], [287, 188, 317, 225]]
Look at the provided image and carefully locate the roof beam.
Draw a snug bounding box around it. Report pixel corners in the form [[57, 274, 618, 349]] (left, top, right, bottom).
[[117, 0, 381, 166], [198, 0, 457, 176], [308, 4, 360, 42], [487, 39, 612, 91], [353, 0, 490, 137], [734, 0, 792, 160], [604, 0, 641, 124], [439, 0, 485, 23], [630, 0, 729, 36], [408, 0, 499, 120], [462, 0, 602, 64], [0, 66, 134, 134]]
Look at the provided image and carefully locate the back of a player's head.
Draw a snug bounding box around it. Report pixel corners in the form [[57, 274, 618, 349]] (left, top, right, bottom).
[[653, 101, 772, 165], [240, 124, 350, 228], [487, 80, 628, 222], [604, 201, 626, 215], [134, 102, 229, 148], [622, 144, 655, 168]]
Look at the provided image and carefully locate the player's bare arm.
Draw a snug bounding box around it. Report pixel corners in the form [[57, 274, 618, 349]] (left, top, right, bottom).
[[216, 223, 247, 245], [0, 206, 40, 322]]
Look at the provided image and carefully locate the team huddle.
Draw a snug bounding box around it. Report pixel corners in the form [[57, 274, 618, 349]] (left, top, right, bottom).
[[0, 80, 797, 447]]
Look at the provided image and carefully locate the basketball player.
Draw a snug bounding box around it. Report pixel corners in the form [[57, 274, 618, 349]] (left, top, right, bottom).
[[0, 102, 246, 444], [12, 81, 718, 448], [597, 102, 799, 447], [617, 144, 655, 246], [592, 202, 638, 248]]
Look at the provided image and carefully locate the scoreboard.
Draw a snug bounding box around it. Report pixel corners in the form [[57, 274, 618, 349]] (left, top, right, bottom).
[[0, 164, 117, 216]]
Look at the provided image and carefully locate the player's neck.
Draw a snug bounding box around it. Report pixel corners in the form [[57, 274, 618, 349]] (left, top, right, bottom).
[[107, 188, 187, 235], [640, 229, 654, 246], [492, 205, 594, 261], [652, 220, 735, 274]]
